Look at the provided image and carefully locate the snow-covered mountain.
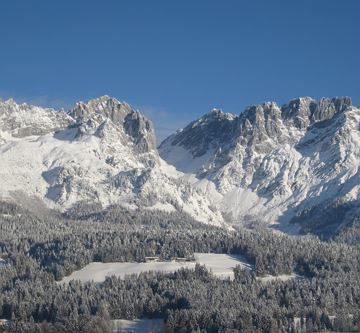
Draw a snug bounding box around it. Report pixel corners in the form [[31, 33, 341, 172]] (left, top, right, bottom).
[[1, 95, 359, 236], [160, 97, 360, 235], [0, 96, 224, 226]]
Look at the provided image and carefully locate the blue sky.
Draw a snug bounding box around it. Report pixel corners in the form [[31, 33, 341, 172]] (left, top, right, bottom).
[[0, 0, 359, 141]]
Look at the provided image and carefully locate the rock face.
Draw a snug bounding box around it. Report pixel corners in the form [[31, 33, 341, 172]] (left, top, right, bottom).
[[160, 96, 359, 235], [0, 96, 224, 226]]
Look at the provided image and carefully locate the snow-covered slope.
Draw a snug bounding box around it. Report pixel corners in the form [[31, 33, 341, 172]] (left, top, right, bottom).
[[0, 96, 224, 226], [160, 97, 360, 235]]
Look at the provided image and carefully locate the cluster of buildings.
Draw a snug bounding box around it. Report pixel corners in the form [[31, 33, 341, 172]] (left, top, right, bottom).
[[145, 256, 195, 263]]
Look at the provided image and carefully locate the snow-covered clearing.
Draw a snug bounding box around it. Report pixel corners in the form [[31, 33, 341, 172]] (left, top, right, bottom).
[[59, 253, 252, 284], [112, 319, 164, 333], [256, 273, 302, 283], [195, 253, 252, 279], [60, 261, 195, 284]]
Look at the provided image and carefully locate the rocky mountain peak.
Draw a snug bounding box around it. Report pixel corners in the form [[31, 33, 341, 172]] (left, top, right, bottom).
[[208, 108, 235, 121], [161, 107, 236, 158], [312, 96, 352, 122], [241, 102, 281, 124], [69, 96, 132, 124], [235, 102, 283, 147], [281, 97, 317, 129], [1, 98, 16, 106], [69, 96, 156, 153], [0, 99, 73, 138], [281, 96, 352, 129], [161, 96, 355, 164]]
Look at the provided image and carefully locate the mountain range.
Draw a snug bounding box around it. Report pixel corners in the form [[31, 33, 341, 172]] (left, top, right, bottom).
[[1, 95, 359, 237]]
